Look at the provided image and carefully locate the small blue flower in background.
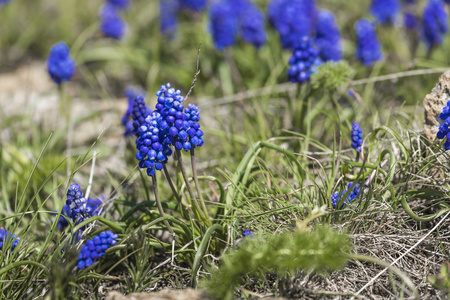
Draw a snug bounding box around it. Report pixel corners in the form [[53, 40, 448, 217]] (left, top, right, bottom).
[[0, 0, 11, 6], [237, 0, 267, 48], [351, 122, 363, 153], [47, 42, 76, 85], [315, 9, 342, 62], [180, 0, 208, 11], [354, 19, 383, 66], [0, 229, 20, 252], [436, 100, 450, 150], [77, 230, 118, 269], [421, 0, 448, 48], [331, 182, 362, 208], [208, 0, 239, 50], [122, 87, 146, 137], [287, 37, 323, 83], [369, 0, 401, 24], [268, 0, 317, 49], [58, 184, 103, 231], [160, 0, 181, 37], [100, 4, 126, 40], [242, 229, 255, 237], [107, 0, 130, 10], [404, 12, 418, 30]]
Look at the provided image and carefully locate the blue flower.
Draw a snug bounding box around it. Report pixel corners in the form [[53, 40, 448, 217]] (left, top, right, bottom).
[[421, 0, 448, 48], [315, 9, 342, 62], [242, 229, 255, 237], [0, 0, 11, 6], [436, 100, 450, 150], [268, 0, 317, 49], [160, 0, 180, 37], [77, 230, 119, 269], [180, 0, 208, 11], [354, 19, 383, 66], [132, 96, 152, 137], [235, 0, 267, 48], [47, 42, 76, 85], [58, 184, 103, 231], [287, 36, 323, 83], [369, 0, 401, 24], [404, 12, 418, 30], [107, 0, 130, 10], [208, 0, 239, 50], [351, 122, 363, 153], [122, 87, 146, 137], [0, 229, 20, 252], [100, 4, 126, 40], [331, 182, 362, 208]]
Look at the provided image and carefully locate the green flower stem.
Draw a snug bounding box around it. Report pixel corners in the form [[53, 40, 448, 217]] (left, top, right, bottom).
[[191, 223, 224, 288], [151, 174, 175, 237], [175, 149, 210, 225], [163, 164, 188, 219], [190, 148, 209, 218]]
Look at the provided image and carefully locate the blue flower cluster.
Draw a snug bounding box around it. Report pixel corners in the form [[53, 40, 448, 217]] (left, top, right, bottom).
[[208, 0, 266, 50], [351, 122, 363, 153], [354, 19, 383, 66], [315, 9, 343, 62], [107, 0, 130, 10], [100, 3, 126, 40], [47, 42, 76, 85], [180, 0, 208, 11], [242, 229, 255, 237], [77, 231, 118, 269], [287, 37, 323, 83], [331, 182, 362, 208], [0, 229, 20, 252], [160, 0, 181, 37], [421, 0, 448, 48], [369, 0, 401, 24], [122, 87, 146, 137], [0, 0, 11, 6], [268, 0, 317, 49], [404, 12, 418, 30], [436, 101, 450, 150], [134, 83, 204, 176], [58, 184, 103, 231], [132, 96, 152, 137]]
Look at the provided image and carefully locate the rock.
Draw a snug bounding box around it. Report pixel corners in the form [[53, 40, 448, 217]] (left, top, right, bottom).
[[423, 71, 450, 141], [105, 288, 210, 300]]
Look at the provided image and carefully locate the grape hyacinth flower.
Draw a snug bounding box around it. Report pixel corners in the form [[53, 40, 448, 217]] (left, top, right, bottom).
[[77, 231, 118, 269], [107, 0, 130, 10], [132, 96, 152, 137], [208, 0, 239, 50], [351, 122, 363, 153], [47, 42, 76, 85], [160, 0, 180, 37], [421, 0, 448, 48], [331, 182, 362, 208], [122, 87, 146, 137], [180, 0, 208, 11], [0, 229, 20, 252], [369, 0, 401, 24], [268, 0, 317, 49], [0, 0, 11, 6], [58, 184, 103, 231], [404, 12, 418, 30], [354, 19, 383, 66], [242, 229, 255, 237], [287, 37, 323, 83], [315, 9, 343, 62], [236, 0, 267, 48], [436, 101, 450, 150], [100, 4, 126, 40]]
